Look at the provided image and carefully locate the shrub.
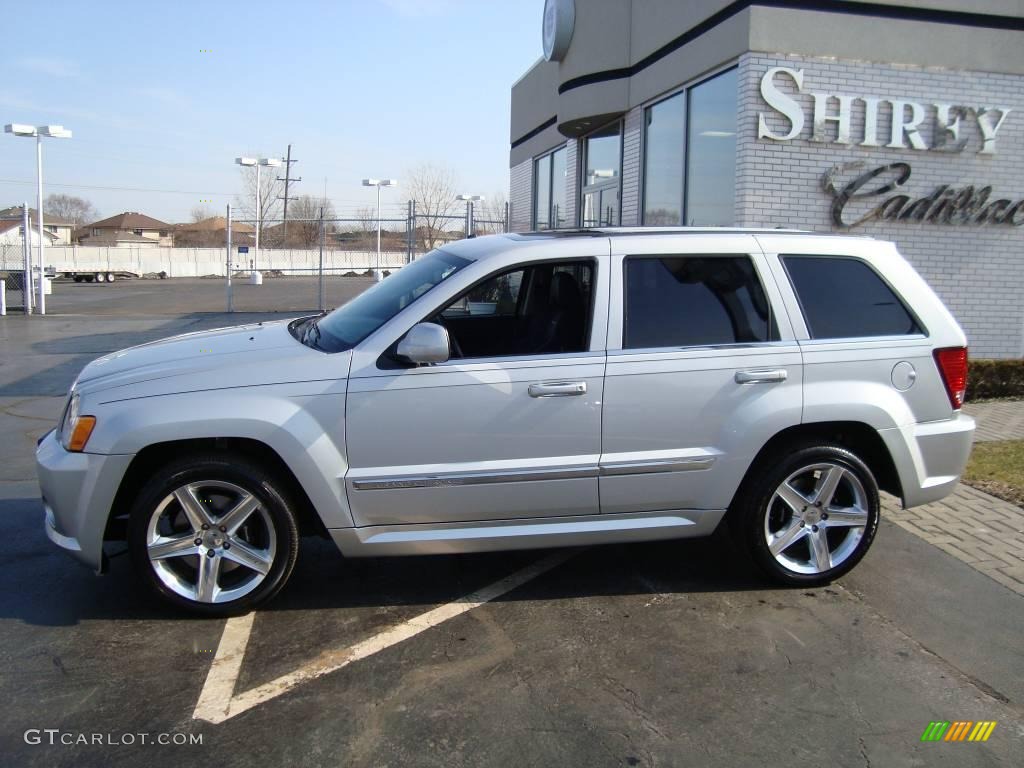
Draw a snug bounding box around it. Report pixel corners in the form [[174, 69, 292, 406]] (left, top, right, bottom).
[[966, 359, 1024, 401]]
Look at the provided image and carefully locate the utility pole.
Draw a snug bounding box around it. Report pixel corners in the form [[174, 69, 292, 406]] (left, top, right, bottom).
[[277, 144, 301, 244]]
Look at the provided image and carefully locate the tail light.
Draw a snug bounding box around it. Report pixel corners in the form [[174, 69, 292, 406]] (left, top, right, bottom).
[[933, 347, 968, 410]]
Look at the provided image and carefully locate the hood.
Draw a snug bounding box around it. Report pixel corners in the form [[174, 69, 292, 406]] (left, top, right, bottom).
[[74, 319, 349, 400]]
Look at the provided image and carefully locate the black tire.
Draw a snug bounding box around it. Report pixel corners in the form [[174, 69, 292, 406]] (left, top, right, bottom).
[[84, 275, 94, 283], [730, 443, 880, 587], [128, 454, 300, 617], [73, 275, 84, 283]]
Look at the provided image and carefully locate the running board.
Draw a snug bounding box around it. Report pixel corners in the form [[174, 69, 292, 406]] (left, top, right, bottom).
[[330, 509, 726, 557]]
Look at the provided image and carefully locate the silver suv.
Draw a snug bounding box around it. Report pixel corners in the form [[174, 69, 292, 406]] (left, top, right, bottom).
[[37, 229, 975, 615]]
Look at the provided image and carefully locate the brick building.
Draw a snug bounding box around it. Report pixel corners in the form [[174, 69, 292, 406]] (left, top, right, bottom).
[[509, 1, 1023, 357]]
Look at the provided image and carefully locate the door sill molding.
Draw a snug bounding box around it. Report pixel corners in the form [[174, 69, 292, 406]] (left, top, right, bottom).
[[331, 508, 726, 556]]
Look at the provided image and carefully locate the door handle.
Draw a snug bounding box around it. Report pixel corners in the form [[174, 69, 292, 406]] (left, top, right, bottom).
[[528, 381, 587, 398], [735, 369, 788, 384]]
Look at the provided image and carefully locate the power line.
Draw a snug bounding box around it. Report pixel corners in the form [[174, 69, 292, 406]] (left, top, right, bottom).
[[276, 144, 301, 241]]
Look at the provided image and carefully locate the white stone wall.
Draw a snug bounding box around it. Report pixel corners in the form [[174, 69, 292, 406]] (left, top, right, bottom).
[[509, 158, 534, 232], [621, 109, 644, 226], [735, 53, 1024, 358], [565, 138, 579, 227], [30, 246, 408, 278]]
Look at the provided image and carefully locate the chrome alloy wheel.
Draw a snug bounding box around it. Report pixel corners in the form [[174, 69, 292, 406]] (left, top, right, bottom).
[[763, 462, 870, 575], [145, 480, 276, 604]]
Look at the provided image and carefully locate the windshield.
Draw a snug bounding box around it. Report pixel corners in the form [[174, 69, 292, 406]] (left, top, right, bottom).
[[312, 250, 471, 352]]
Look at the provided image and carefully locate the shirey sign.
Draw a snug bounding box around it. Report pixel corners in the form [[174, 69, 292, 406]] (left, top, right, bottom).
[[757, 66, 1022, 228]]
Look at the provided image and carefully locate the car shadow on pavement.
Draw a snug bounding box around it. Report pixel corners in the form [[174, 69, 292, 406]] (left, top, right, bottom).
[[0, 495, 779, 627], [269, 528, 775, 615]]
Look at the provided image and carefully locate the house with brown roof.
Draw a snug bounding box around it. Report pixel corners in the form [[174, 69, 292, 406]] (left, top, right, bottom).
[[80, 211, 173, 247], [0, 206, 74, 244], [172, 216, 255, 248]]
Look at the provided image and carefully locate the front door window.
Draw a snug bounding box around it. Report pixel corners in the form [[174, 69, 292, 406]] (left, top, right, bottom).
[[433, 261, 594, 358]]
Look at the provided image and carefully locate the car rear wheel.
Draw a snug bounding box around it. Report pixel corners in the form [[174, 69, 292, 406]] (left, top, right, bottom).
[[128, 455, 299, 616], [732, 444, 880, 586]]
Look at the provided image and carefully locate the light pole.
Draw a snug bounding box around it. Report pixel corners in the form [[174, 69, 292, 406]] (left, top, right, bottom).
[[362, 178, 397, 281], [456, 194, 484, 238], [6, 123, 72, 315], [236, 157, 281, 278]]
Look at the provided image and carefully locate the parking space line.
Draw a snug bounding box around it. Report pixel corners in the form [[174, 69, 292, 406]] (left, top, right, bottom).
[[192, 611, 256, 723], [193, 550, 575, 724]]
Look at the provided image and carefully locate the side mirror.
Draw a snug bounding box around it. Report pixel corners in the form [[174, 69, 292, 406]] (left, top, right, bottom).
[[396, 322, 451, 365]]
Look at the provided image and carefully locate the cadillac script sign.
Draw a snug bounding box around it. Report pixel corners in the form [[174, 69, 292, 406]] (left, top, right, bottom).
[[757, 67, 1020, 228]]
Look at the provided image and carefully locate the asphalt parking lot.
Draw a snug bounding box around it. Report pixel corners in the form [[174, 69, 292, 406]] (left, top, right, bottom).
[[1, 289, 1022, 767]]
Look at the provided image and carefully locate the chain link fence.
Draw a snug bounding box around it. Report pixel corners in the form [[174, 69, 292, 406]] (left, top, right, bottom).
[[1, 209, 31, 315], [5, 201, 508, 316], [221, 202, 508, 313]]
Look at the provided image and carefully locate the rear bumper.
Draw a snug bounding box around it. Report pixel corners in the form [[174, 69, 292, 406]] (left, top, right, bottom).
[[880, 412, 976, 508], [35, 429, 134, 573]]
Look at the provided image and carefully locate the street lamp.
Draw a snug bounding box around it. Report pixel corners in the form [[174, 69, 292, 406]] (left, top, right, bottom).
[[456, 194, 485, 238], [236, 156, 282, 278], [362, 178, 397, 281], [6, 123, 72, 315]]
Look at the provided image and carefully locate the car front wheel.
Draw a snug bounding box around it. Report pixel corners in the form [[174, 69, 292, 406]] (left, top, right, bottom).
[[128, 455, 299, 616], [733, 444, 880, 586]]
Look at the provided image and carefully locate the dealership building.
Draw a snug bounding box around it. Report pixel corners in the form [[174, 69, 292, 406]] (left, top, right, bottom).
[[509, 0, 1023, 358]]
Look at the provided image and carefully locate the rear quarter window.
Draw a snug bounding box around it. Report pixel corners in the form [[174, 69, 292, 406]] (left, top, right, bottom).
[[782, 256, 921, 339]]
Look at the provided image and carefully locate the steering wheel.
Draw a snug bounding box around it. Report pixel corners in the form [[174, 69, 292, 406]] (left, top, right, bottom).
[[435, 317, 463, 359], [447, 329, 464, 359]]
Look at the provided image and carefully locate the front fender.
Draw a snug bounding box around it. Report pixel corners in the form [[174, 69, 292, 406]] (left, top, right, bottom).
[[87, 381, 354, 528]]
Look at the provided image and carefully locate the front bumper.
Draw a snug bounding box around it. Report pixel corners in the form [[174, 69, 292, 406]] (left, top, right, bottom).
[[35, 429, 134, 573], [880, 411, 976, 509]]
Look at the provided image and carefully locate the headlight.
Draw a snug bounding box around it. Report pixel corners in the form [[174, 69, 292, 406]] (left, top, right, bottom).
[[59, 393, 96, 452]]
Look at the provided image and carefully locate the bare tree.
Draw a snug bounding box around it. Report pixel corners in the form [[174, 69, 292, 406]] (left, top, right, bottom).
[[190, 204, 214, 223], [235, 158, 284, 245], [406, 163, 460, 251], [44, 194, 98, 227], [475, 191, 509, 235], [353, 207, 378, 250], [285, 195, 336, 248]]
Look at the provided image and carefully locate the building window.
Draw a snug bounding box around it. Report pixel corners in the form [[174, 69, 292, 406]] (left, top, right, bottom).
[[643, 94, 685, 225], [642, 67, 737, 227], [533, 147, 567, 230], [581, 122, 621, 227], [686, 67, 737, 226]]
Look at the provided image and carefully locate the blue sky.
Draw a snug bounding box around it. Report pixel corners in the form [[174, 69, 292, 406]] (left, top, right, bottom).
[[0, 0, 542, 223]]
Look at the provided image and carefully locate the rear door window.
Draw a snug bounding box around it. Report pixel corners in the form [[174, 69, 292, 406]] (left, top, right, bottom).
[[623, 255, 776, 349], [782, 256, 921, 339]]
